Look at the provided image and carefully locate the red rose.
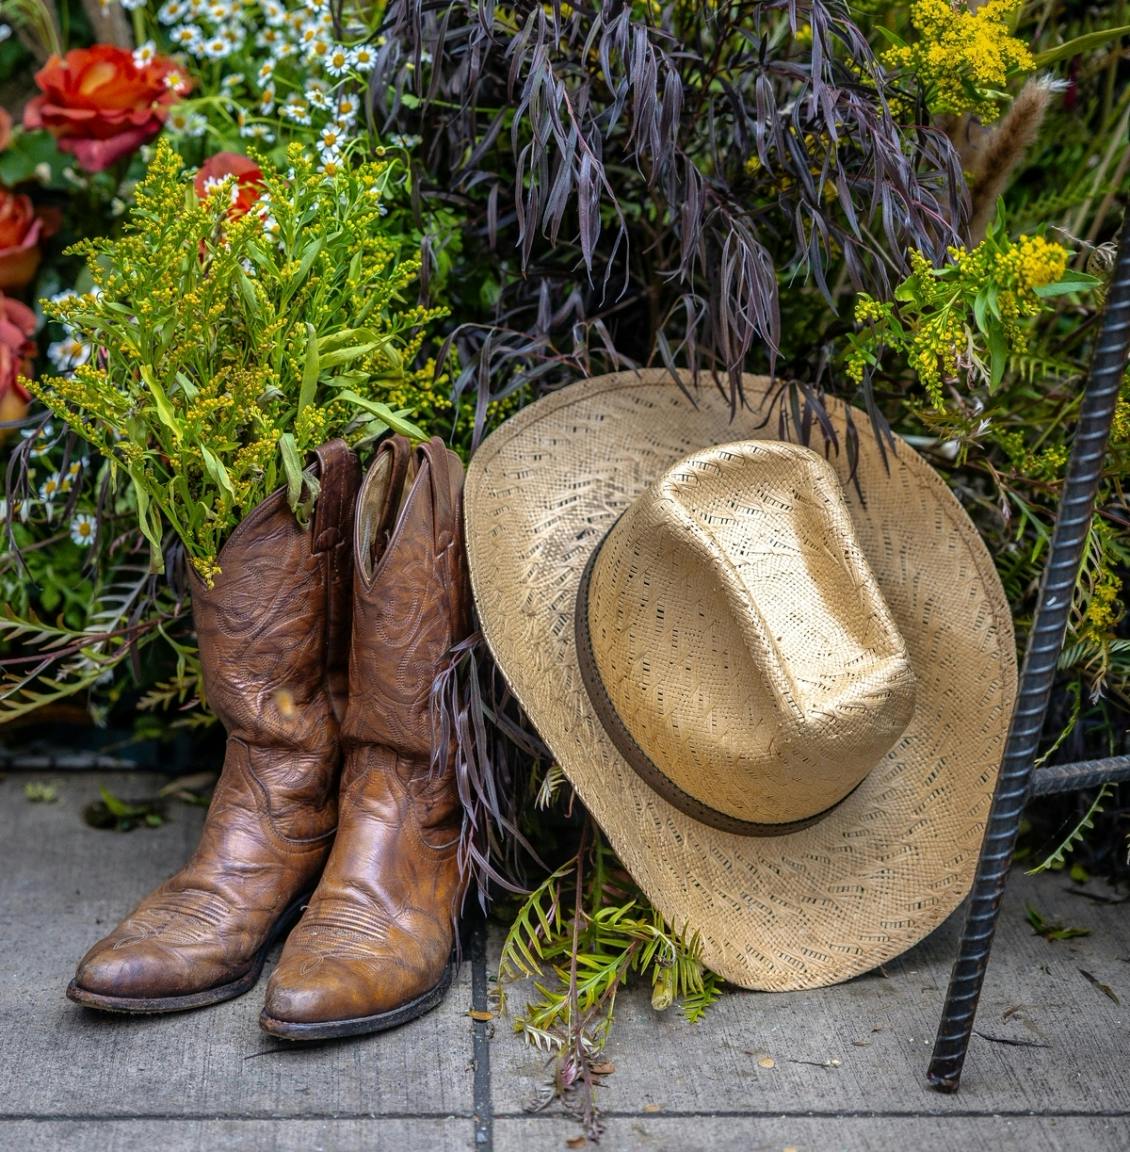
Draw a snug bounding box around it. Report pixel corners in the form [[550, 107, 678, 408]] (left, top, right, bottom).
[[0, 187, 45, 292], [23, 45, 191, 173], [0, 293, 36, 424], [0, 108, 11, 153], [194, 152, 266, 219]]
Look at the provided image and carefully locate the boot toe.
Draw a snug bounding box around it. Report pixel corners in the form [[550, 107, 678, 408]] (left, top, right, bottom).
[[73, 941, 171, 1001]]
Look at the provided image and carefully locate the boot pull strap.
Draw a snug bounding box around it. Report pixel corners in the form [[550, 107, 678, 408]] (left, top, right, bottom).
[[367, 435, 413, 555], [417, 436, 456, 554], [312, 438, 361, 554]]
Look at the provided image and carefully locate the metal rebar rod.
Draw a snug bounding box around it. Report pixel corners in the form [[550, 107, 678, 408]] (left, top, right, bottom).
[[1029, 753, 1130, 797], [927, 213, 1130, 1093]]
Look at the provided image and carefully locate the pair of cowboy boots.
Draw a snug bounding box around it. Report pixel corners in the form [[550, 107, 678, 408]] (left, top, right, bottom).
[[66, 435, 470, 1039]]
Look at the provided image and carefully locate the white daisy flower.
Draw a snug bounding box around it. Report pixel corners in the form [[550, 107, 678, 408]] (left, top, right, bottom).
[[350, 44, 376, 72], [240, 123, 276, 142], [258, 84, 277, 114], [260, 0, 285, 26], [281, 100, 311, 126], [257, 59, 275, 84], [304, 80, 331, 109], [132, 40, 158, 67], [319, 125, 344, 152], [169, 25, 202, 50], [70, 513, 97, 548], [121, 0, 147, 12], [39, 473, 62, 502], [325, 45, 350, 76], [336, 93, 360, 120], [47, 337, 91, 373], [221, 72, 243, 91], [201, 33, 234, 59], [157, 0, 186, 23]]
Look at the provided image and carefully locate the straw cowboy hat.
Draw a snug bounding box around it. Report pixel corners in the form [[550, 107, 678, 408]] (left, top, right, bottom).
[[465, 369, 1016, 991]]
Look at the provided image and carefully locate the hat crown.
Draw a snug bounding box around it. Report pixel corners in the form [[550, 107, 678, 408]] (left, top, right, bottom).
[[582, 441, 917, 832]]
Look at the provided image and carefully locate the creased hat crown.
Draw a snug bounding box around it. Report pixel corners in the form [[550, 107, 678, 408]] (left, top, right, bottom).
[[578, 441, 918, 833]]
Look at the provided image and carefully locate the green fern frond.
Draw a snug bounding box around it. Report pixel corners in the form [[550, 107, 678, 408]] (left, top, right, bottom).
[[1027, 784, 1113, 876]]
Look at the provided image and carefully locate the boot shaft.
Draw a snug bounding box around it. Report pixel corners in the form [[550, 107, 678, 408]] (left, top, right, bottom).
[[191, 439, 361, 753], [343, 435, 471, 763]]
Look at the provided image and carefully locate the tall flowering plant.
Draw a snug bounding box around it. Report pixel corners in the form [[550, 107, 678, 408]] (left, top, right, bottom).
[[29, 139, 443, 583]]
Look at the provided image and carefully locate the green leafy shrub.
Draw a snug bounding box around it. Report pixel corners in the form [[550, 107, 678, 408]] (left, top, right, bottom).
[[29, 139, 442, 582]]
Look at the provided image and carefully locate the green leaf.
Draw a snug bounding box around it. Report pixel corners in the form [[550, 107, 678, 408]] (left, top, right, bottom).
[[299, 323, 319, 416], [988, 324, 1009, 391], [973, 290, 989, 335], [1033, 271, 1103, 298], [140, 366, 181, 444], [129, 469, 165, 571], [1034, 26, 1130, 67], [334, 391, 428, 440], [278, 432, 305, 512], [199, 444, 238, 507]]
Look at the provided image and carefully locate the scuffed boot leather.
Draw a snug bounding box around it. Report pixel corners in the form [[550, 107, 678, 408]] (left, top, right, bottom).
[[260, 435, 471, 1039], [67, 440, 360, 1013]]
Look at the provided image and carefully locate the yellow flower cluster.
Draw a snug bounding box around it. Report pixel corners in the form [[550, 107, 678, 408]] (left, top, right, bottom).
[[883, 0, 1034, 119], [998, 235, 1069, 291], [1083, 570, 1124, 638]]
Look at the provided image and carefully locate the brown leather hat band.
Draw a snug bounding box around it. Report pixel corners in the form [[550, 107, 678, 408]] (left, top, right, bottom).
[[574, 525, 855, 839]]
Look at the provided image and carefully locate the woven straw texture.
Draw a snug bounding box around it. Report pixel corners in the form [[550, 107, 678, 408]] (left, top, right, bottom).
[[585, 441, 919, 829], [465, 370, 1017, 990]]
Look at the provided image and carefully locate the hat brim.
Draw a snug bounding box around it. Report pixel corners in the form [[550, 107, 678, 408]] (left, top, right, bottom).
[[465, 370, 1016, 990]]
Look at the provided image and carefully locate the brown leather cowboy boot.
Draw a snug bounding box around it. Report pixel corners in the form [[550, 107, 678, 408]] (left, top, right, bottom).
[[67, 440, 360, 1013], [260, 435, 471, 1039]]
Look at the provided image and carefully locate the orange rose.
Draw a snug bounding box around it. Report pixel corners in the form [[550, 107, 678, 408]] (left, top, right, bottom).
[[0, 187, 45, 292], [0, 293, 36, 424], [0, 108, 11, 153], [23, 45, 191, 173], [195, 152, 266, 219]]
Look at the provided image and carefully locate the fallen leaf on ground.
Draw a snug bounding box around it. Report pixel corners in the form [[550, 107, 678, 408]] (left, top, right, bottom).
[[589, 1061, 615, 1076], [1078, 968, 1120, 1005], [566, 1137, 587, 1148], [468, 1009, 493, 1021], [757, 1056, 776, 1069], [642, 1103, 663, 1113]]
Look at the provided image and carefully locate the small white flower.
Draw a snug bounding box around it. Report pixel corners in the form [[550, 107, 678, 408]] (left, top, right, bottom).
[[325, 44, 350, 76], [336, 93, 360, 120], [34, 162, 52, 184], [39, 473, 63, 502], [260, 0, 285, 26], [319, 125, 343, 152], [169, 24, 202, 50], [201, 33, 234, 59], [281, 97, 311, 126], [241, 123, 275, 142], [257, 59, 275, 84], [120, 0, 147, 11], [318, 149, 343, 176], [165, 66, 191, 94], [350, 44, 376, 72], [258, 84, 276, 114], [304, 79, 331, 109], [132, 40, 157, 67], [47, 337, 91, 373], [70, 513, 97, 548], [221, 72, 243, 91], [157, 0, 186, 23]]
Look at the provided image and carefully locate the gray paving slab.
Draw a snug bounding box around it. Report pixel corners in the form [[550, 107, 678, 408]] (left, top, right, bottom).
[[0, 1118, 469, 1152], [4, 768, 1129, 1152], [0, 772, 475, 1121], [495, 1115, 1130, 1152], [489, 870, 1130, 1120]]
